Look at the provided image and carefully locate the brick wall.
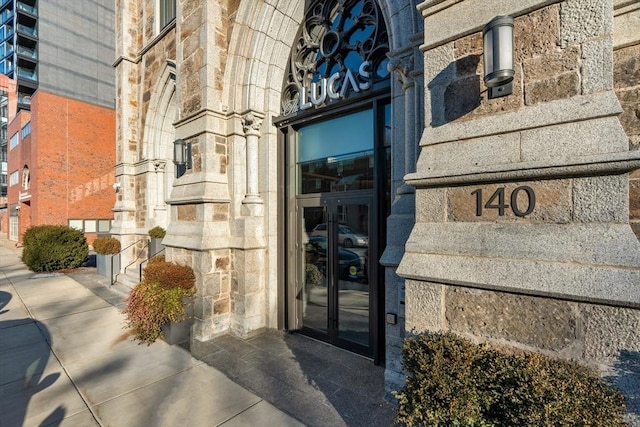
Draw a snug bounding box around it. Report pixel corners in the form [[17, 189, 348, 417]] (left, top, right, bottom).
[[7, 111, 32, 241], [29, 91, 116, 242]]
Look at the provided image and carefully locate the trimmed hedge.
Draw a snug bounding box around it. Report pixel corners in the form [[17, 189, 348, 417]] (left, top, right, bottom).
[[148, 226, 166, 239], [142, 259, 195, 290], [92, 237, 121, 255], [395, 332, 627, 426], [22, 225, 88, 272]]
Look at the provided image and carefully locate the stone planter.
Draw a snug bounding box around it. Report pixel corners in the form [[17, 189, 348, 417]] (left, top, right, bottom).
[[161, 298, 193, 346], [96, 253, 120, 278], [148, 238, 165, 257]]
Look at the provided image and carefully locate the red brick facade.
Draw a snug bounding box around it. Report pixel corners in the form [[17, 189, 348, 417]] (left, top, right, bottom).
[[6, 91, 115, 244], [0, 75, 17, 237]]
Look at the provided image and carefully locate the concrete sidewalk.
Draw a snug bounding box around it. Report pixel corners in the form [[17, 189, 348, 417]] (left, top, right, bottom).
[[0, 241, 303, 427]]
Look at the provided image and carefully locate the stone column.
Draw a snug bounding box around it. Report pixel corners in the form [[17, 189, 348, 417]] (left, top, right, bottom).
[[381, 47, 424, 396], [152, 160, 168, 226], [241, 112, 264, 216], [389, 54, 418, 195]]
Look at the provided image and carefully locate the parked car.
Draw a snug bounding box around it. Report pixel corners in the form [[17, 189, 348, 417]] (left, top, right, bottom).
[[305, 236, 362, 281], [310, 223, 368, 247]]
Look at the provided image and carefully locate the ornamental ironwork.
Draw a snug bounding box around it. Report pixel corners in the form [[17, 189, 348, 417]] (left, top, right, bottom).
[[281, 0, 389, 116]]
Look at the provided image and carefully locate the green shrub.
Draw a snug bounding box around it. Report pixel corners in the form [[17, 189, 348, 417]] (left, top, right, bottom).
[[123, 260, 196, 345], [92, 237, 121, 254], [395, 332, 627, 427], [305, 263, 324, 288], [22, 225, 88, 272], [148, 226, 166, 239]]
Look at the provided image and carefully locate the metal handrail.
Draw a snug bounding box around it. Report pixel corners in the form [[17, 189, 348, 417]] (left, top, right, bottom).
[[139, 247, 166, 282], [111, 238, 146, 285], [123, 239, 149, 275]]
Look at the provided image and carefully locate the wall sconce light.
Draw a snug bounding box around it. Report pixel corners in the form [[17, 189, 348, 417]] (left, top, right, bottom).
[[173, 139, 186, 166], [112, 182, 121, 193], [483, 16, 514, 99]]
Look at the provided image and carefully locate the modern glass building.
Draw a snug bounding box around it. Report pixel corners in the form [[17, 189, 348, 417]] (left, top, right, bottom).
[[0, 0, 37, 110]]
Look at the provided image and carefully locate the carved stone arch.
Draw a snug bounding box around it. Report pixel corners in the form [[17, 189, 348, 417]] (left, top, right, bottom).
[[224, 0, 421, 115], [141, 64, 178, 229], [142, 64, 177, 162], [219, 0, 423, 341], [223, 1, 304, 113]]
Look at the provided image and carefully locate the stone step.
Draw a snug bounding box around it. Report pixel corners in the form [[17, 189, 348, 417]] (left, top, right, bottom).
[[115, 269, 141, 291]]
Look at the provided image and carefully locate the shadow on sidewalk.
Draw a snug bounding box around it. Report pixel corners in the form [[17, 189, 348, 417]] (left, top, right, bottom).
[[606, 349, 640, 424], [191, 330, 396, 427], [0, 290, 66, 426]]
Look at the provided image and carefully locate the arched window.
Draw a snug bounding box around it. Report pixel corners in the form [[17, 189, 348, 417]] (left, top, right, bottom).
[[281, 0, 390, 117], [21, 165, 29, 190]]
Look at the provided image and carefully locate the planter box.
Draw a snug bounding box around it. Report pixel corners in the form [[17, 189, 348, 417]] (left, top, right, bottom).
[[96, 253, 120, 278], [148, 238, 165, 257], [161, 299, 193, 345], [161, 318, 193, 345]]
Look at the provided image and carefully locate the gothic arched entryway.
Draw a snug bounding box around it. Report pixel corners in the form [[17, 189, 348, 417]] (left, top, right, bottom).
[[274, 0, 391, 361]]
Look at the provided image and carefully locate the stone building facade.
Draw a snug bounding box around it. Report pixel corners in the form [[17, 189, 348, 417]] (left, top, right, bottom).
[[113, 0, 639, 417]]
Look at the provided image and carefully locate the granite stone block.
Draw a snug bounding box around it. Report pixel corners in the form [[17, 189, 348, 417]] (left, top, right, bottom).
[[523, 46, 579, 83], [524, 71, 580, 106], [582, 304, 640, 366], [573, 175, 628, 223], [447, 180, 573, 223], [560, 0, 613, 47], [405, 280, 442, 334], [445, 287, 579, 353], [581, 37, 614, 94]]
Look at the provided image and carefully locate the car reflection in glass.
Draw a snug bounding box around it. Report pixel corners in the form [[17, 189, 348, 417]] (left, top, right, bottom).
[[310, 223, 368, 247], [305, 236, 363, 281]]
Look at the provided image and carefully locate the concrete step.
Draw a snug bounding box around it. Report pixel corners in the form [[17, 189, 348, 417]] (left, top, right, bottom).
[[115, 269, 141, 291]]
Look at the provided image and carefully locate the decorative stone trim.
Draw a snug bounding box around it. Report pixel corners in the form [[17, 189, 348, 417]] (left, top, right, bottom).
[[241, 111, 265, 212]]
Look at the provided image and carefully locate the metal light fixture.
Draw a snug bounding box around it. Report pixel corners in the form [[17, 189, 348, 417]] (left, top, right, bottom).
[[483, 16, 514, 99], [173, 139, 186, 166]]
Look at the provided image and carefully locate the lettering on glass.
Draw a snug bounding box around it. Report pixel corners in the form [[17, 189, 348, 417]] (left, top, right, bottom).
[[471, 186, 536, 217]]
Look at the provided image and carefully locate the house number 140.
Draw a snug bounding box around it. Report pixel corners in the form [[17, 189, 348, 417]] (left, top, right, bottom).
[[471, 186, 536, 217]]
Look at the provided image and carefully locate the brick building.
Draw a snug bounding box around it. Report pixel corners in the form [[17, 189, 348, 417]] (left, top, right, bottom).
[[3, 0, 116, 244], [114, 0, 639, 421], [0, 74, 17, 235]]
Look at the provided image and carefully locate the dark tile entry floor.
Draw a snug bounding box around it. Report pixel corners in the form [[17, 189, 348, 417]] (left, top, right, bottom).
[[190, 330, 396, 427]]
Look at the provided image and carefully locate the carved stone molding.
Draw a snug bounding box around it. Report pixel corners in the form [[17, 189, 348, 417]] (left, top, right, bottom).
[[388, 54, 416, 89], [153, 159, 166, 172], [242, 113, 263, 136]]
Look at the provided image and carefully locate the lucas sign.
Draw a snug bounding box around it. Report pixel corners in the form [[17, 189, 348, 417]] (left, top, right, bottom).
[[299, 61, 372, 111]]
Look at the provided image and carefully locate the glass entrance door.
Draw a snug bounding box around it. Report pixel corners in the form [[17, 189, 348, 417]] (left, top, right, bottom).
[[282, 102, 390, 361], [300, 195, 372, 354]]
